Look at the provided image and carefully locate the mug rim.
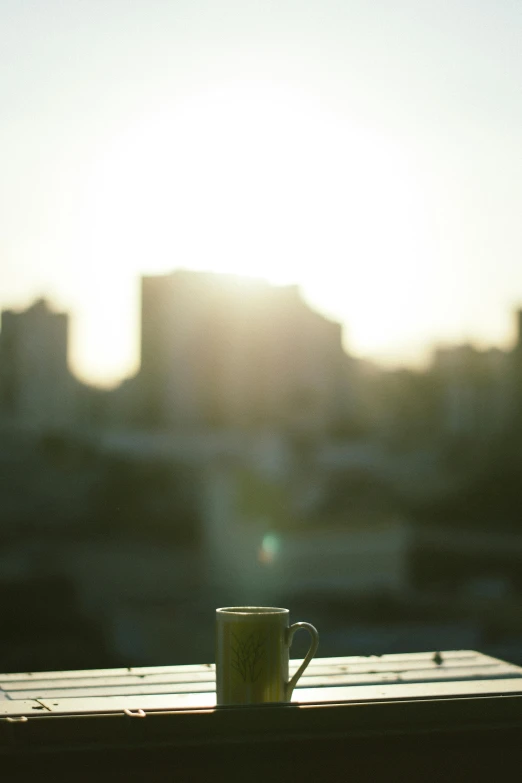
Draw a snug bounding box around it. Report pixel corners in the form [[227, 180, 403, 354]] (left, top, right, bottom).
[[217, 606, 288, 616]]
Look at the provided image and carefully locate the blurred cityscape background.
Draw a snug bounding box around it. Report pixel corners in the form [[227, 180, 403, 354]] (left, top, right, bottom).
[[1, 273, 522, 671], [3, 0, 522, 675]]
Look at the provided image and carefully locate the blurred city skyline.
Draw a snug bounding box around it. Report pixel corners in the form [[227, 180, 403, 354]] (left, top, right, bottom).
[[2, 276, 521, 393], [2, 1, 522, 385]]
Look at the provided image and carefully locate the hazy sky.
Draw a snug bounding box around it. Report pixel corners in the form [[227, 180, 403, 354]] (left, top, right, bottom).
[[1, 0, 522, 386]]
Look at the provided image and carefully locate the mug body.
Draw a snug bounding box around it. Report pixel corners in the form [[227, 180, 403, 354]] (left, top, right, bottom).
[[216, 607, 289, 705]]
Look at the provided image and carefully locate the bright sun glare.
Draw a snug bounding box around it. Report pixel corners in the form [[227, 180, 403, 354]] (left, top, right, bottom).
[[74, 83, 430, 385]]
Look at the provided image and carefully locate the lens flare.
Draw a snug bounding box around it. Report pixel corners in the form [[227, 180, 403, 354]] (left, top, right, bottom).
[[258, 533, 281, 565]]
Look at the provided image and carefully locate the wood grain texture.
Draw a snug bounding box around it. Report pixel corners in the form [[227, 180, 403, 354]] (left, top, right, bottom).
[[0, 651, 521, 718]]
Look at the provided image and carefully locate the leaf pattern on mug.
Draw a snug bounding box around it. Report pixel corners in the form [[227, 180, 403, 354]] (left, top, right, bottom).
[[231, 631, 266, 682]]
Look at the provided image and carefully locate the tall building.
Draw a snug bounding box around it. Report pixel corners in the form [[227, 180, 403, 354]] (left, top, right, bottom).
[[432, 343, 512, 440], [0, 298, 76, 430], [140, 271, 229, 427], [139, 271, 351, 431]]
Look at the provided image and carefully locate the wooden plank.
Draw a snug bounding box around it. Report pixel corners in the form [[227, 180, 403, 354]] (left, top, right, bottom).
[[300, 664, 522, 689], [21, 677, 522, 716], [1, 671, 217, 692], [390, 663, 522, 682], [0, 667, 137, 682], [302, 650, 485, 665], [0, 663, 216, 682], [0, 663, 216, 683], [6, 663, 522, 701], [0, 651, 506, 690], [0, 661, 512, 698], [5, 658, 499, 693], [0, 650, 487, 683], [295, 677, 522, 704], [0, 700, 51, 716], [128, 650, 485, 676], [296, 655, 512, 675], [5, 683, 216, 699], [2, 655, 518, 696], [36, 692, 216, 714]]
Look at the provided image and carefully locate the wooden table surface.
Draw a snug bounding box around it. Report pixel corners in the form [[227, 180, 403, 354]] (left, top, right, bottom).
[[2, 650, 522, 782], [1, 649, 522, 717]]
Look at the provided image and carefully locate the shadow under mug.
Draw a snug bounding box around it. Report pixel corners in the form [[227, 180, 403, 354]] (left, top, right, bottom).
[[215, 606, 319, 705]]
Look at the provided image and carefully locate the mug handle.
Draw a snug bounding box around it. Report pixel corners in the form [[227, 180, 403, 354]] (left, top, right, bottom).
[[285, 622, 319, 700]]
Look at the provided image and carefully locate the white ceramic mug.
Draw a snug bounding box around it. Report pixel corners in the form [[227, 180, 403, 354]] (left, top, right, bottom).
[[216, 606, 319, 705]]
